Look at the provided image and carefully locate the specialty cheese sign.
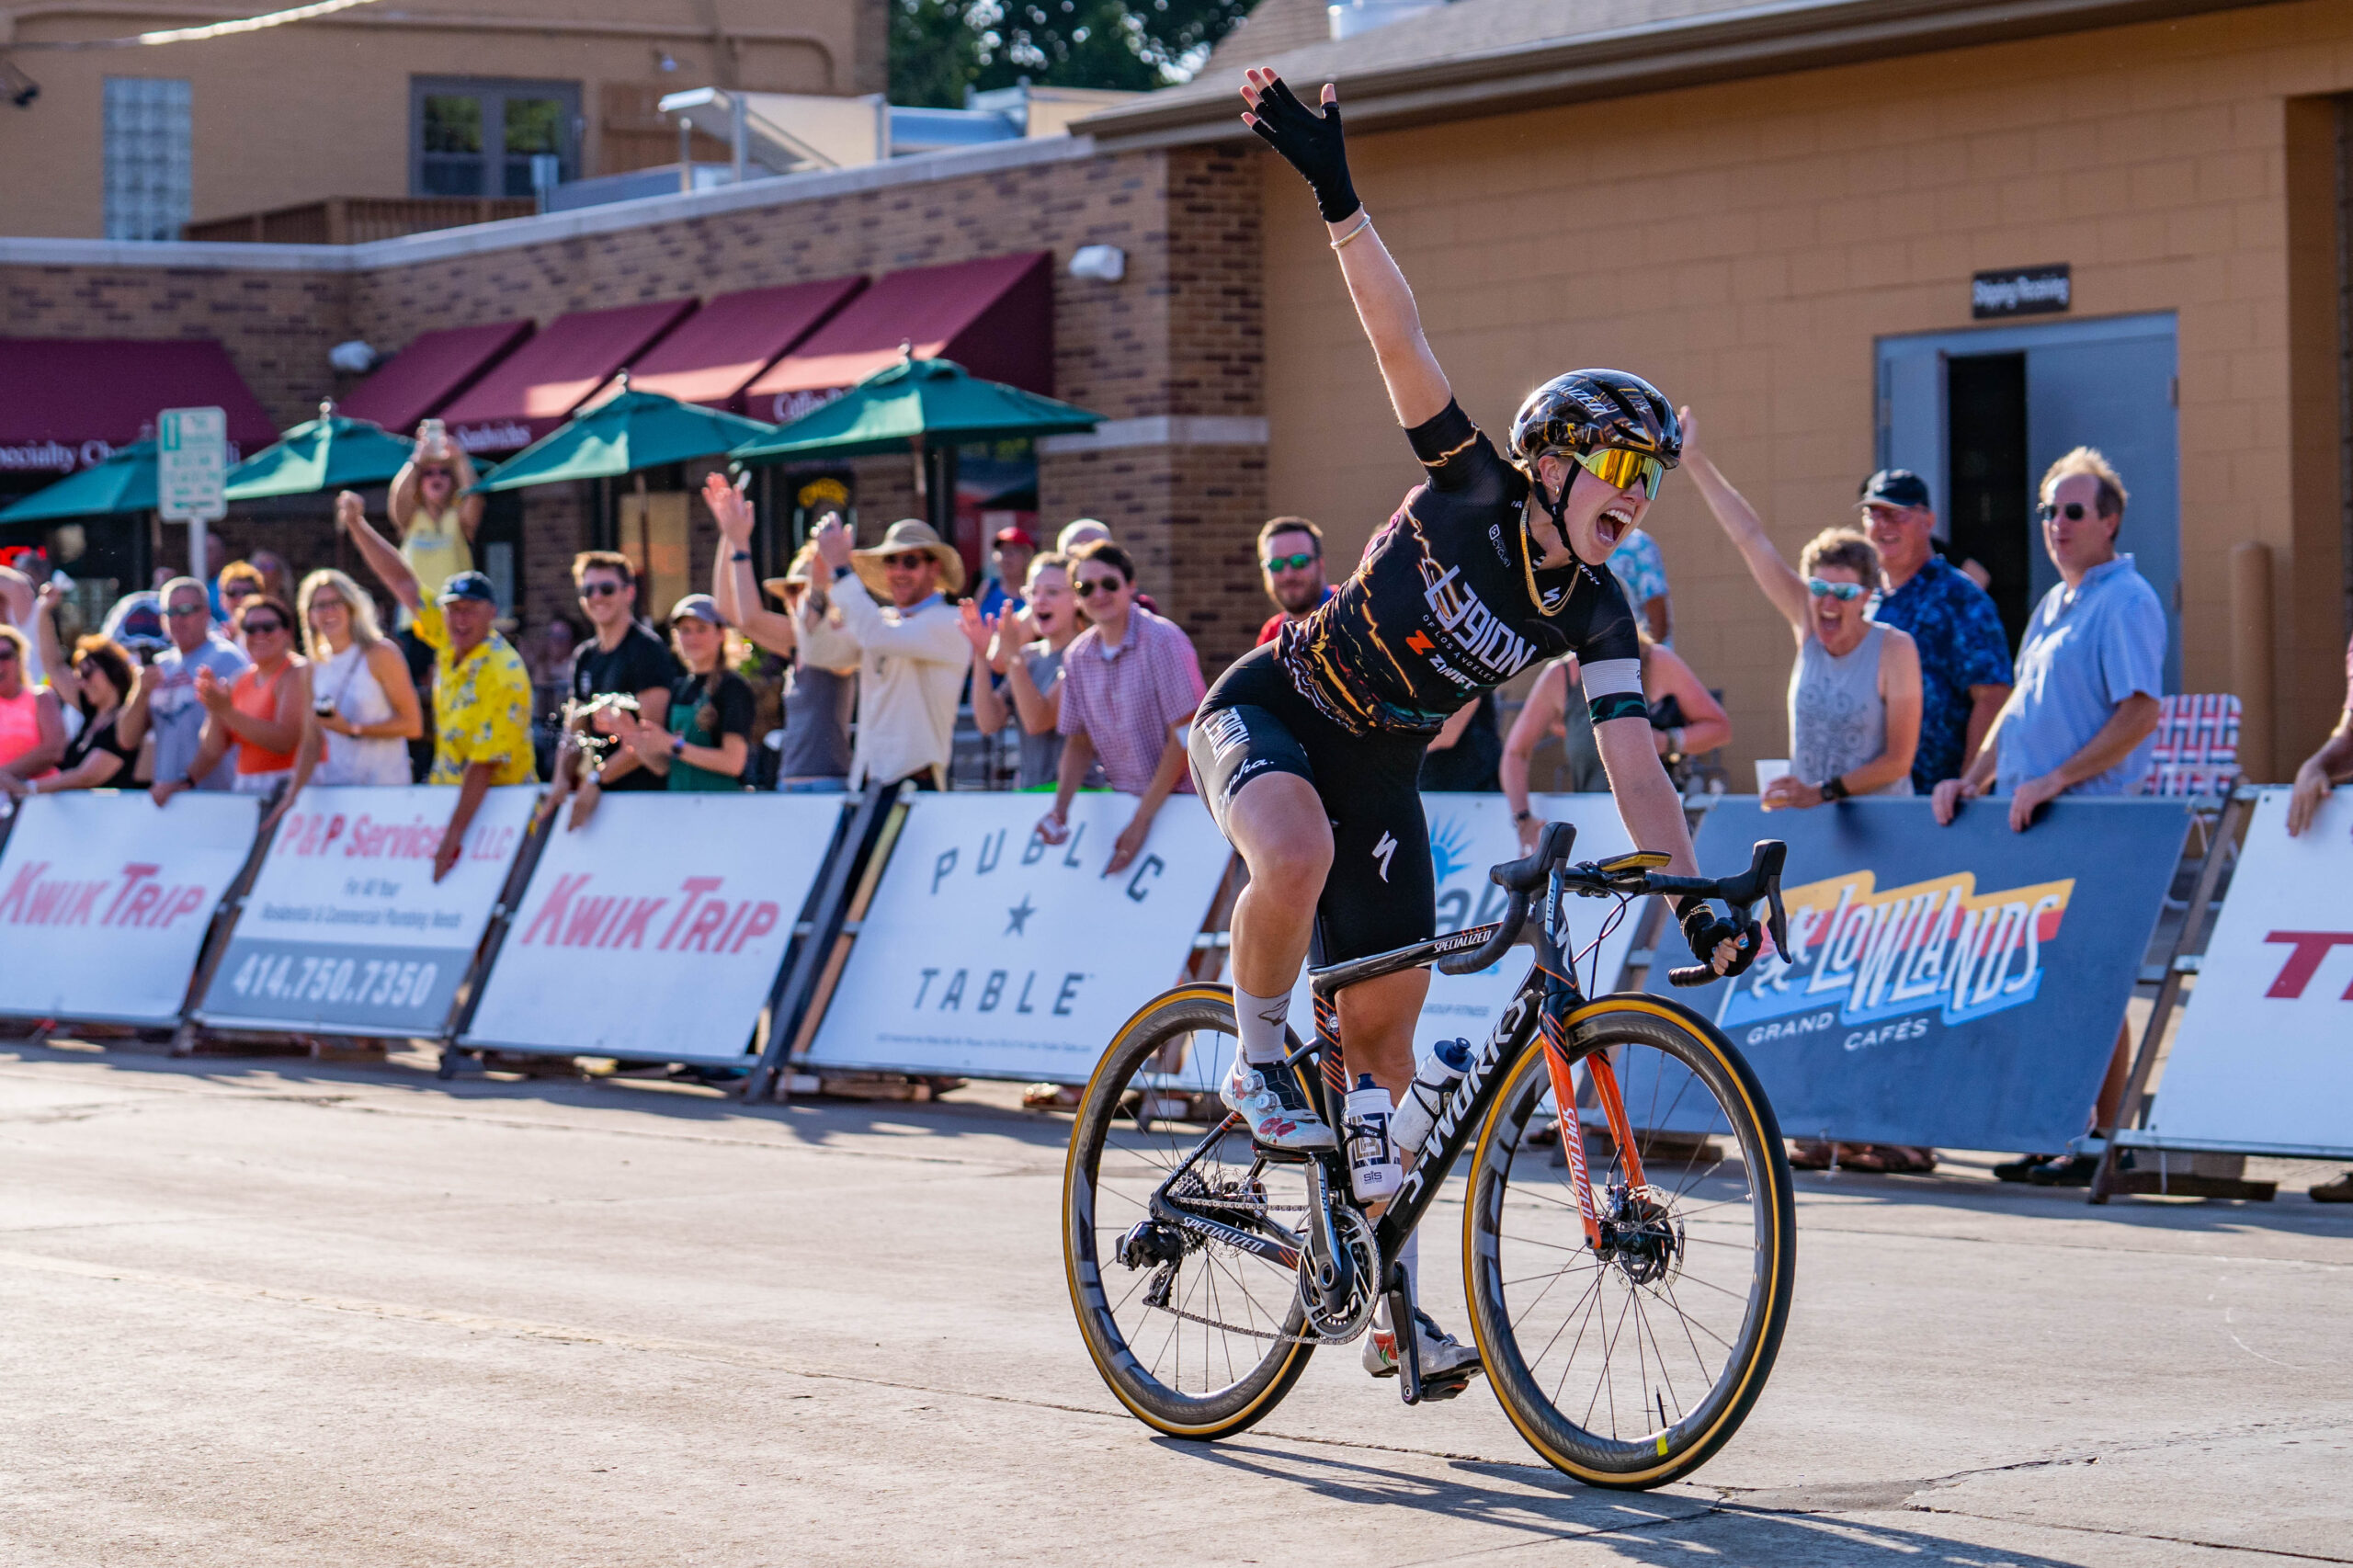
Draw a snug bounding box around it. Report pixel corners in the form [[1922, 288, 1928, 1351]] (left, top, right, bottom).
[[460, 793, 842, 1063], [0, 791, 261, 1025], [807, 792, 1232, 1080], [196, 785, 536, 1037], [2131, 788, 2353, 1158]]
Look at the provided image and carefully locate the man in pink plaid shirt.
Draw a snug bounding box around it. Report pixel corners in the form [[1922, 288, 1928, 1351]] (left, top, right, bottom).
[[1037, 540, 1207, 873]]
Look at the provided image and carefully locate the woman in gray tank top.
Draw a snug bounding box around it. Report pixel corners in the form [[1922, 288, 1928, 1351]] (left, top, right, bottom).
[[701, 483, 858, 791], [1681, 409, 1922, 807]]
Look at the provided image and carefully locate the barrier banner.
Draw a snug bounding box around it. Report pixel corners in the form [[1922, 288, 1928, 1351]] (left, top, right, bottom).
[[1279, 793, 1646, 1063], [460, 793, 842, 1063], [0, 791, 261, 1026], [2127, 788, 2353, 1157], [195, 786, 537, 1037], [806, 792, 1232, 1080], [1645, 796, 2189, 1152]]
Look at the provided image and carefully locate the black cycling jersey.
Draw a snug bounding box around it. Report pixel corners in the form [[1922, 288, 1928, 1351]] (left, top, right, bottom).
[[1274, 399, 1647, 735]]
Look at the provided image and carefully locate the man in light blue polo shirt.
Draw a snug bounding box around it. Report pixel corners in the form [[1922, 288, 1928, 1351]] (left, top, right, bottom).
[[1932, 445, 2165, 1188], [1932, 446, 2164, 833]]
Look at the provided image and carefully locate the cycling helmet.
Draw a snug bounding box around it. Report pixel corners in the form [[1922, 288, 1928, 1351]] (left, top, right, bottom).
[[1507, 369, 1681, 472]]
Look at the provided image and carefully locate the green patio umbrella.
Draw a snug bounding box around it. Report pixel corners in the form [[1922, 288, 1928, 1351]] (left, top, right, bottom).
[[472, 377, 778, 492], [727, 355, 1100, 464], [0, 440, 157, 524], [224, 401, 415, 501]]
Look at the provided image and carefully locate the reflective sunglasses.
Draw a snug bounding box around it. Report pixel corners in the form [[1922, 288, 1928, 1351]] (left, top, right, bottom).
[[1806, 578, 1867, 602], [881, 551, 934, 571], [1575, 447, 1666, 500], [1262, 551, 1318, 573], [1073, 576, 1126, 598], [2038, 500, 2089, 522], [578, 580, 626, 599], [241, 617, 289, 634], [165, 600, 209, 619]]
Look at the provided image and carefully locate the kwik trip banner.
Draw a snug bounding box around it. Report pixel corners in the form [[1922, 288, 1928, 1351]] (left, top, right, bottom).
[[1651, 797, 2190, 1152], [461, 793, 842, 1064], [0, 792, 262, 1026], [808, 793, 1233, 1081], [2130, 788, 2353, 1158], [196, 786, 537, 1037]]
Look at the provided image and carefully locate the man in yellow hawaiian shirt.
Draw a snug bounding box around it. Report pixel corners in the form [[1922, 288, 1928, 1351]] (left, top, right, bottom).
[[335, 491, 532, 881]]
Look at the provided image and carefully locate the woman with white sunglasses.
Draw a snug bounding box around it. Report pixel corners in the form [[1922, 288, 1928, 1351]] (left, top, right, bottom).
[[1681, 406, 1921, 810]]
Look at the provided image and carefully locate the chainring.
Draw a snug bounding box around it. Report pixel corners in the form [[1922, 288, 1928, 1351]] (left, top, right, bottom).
[[1299, 1202, 1381, 1344]]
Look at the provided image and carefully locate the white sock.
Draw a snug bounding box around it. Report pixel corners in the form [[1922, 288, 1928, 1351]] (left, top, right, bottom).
[[1234, 983, 1292, 1066]]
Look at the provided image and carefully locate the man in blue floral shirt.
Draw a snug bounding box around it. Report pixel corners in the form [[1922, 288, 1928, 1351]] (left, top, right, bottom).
[[1858, 470, 2012, 791]]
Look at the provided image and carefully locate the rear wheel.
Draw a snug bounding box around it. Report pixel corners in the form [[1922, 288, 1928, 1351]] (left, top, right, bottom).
[[1063, 985, 1316, 1438], [1465, 996, 1794, 1488]]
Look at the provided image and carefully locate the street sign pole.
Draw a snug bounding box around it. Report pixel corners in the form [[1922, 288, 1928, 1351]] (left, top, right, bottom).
[[157, 406, 228, 586]]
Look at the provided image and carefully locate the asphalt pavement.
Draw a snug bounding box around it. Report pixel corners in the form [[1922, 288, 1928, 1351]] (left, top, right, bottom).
[[0, 1037, 2346, 1566]]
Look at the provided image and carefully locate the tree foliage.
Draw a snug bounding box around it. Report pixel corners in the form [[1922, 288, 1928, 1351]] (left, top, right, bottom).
[[890, 0, 1253, 108]]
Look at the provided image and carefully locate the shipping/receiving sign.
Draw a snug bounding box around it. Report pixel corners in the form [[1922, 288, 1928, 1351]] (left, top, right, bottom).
[[460, 793, 842, 1064], [1972, 263, 2071, 318], [196, 786, 536, 1037], [1279, 793, 1647, 1064], [0, 791, 260, 1026], [2126, 788, 2353, 1158], [1647, 796, 2188, 1152], [806, 793, 1232, 1081]]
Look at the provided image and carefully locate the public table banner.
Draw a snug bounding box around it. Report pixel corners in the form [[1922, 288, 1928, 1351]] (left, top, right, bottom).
[[2126, 787, 2353, 1158], [806, 792, 1233, 1081], [0, 790, 262, 1026], [1277, 793, 1646, 1066], [1647, 796, 2189, 1153], [460, 792, 842, 1064], [195, 785, 537, 1037]]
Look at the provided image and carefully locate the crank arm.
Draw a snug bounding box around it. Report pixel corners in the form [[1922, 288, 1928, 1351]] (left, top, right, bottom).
[[1303, 1159, 1355, 1315], [1384, 1259, 1422, 1406]]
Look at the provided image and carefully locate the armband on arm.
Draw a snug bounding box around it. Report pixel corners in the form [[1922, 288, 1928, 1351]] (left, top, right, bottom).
[[1580, 656, 1648, 726]]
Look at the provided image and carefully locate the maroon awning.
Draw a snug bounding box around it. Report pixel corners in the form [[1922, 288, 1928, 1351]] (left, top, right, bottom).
[[603, 278, 867, 413], [441, 300, 699, 453], [0, 337, 278, 474], [340, 319, 532, 437], [743, 253, 1051, 423]]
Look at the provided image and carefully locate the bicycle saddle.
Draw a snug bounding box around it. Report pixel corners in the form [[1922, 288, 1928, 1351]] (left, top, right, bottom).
[[1490, 820, 1577, 893]]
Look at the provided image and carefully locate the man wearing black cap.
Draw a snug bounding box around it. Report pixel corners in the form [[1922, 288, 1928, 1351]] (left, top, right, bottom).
[[337, 491, 535, 881], [1858, 469, 2012, 793]]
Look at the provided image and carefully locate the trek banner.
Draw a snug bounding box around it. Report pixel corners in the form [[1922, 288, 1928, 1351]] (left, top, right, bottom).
[[806, 792, 1232, 1081], [460, 793, 843, 1064], [1279, 793, 1649, 1065], [1647, 796, 2190, 1152], [2125, 788, 2353, 1159], [195, 786, 538, 1038], [0, 791, 261, 1026]]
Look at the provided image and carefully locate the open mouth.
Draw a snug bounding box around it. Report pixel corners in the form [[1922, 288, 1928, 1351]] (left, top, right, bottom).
[[1595, 505, 1635, 550]]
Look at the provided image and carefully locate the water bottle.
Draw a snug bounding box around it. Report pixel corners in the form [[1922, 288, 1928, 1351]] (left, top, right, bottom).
[[1387, 1037, 1474, 1161], [1344, 1074, 1402, 1204]]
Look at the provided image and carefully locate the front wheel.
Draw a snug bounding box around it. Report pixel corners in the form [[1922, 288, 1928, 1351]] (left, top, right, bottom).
[[1063, 985, 1317, 1439], [1464, 995, 1795, 1489]]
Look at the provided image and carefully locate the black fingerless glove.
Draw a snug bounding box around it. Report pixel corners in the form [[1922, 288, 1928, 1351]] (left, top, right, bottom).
[[1246, 75, 1360, 223], [1678, 897, 1762, 979]]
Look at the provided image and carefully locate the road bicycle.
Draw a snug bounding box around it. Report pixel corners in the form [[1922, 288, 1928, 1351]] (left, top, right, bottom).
[[1063, 820, 1796, 1489]]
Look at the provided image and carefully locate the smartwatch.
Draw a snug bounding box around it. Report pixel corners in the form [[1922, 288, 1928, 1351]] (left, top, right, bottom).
[[1819, 774, 1849, 802], [670, 733, 687, 759]]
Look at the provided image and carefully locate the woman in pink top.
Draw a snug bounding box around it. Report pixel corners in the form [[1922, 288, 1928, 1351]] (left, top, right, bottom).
[[0, 623, 64, 780], [162, 595, 309, 801]]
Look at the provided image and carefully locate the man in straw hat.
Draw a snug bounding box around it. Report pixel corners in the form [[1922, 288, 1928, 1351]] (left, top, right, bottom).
[[805, 513, 969, 790]]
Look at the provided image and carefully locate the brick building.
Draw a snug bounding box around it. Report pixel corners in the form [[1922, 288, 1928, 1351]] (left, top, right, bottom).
[[6, 0, 2353, 778]]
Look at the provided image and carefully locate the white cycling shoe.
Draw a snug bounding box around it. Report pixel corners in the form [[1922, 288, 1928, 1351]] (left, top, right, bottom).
[[1362, 1309, 1484, 1389], [1220, 1051, 1336, 1152]]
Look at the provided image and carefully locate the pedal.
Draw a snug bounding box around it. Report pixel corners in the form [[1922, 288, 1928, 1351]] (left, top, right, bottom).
[[1417, 1370, 1478, 1403]]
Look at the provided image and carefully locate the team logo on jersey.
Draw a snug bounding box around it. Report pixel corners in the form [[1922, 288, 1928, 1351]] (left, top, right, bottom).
[[1416, 561, 1538, 680], [1372, 830, 1398, 883], [1716, 868, 2075, 1051]]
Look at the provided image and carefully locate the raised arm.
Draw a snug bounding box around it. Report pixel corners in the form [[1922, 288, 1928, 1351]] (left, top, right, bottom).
[[335, 490, 423, 612], [32, 584, 75, 710], [701, 472, 799, 657], [1242, 70, 1449, 428], [450, 444, 485, 540], [1677, 408, 1812, 638]]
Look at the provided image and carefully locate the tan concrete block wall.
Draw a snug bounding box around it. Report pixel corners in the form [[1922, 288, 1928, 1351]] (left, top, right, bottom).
[[1258, 0, 2353, 777]]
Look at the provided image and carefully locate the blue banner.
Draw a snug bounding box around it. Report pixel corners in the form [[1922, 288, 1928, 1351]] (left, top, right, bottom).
[[1643, 797, 2189, 1152]]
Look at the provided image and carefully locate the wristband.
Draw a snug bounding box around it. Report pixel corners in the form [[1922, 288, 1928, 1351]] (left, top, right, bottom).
[[1819, 775, 1849, 802], [670, 733, 687, 758], [832, 564, 854, 582], [1512, 807, 1534, 824], [731, 551, 751, 562]]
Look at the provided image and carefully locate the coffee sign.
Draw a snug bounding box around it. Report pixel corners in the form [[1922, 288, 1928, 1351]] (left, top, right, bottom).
[[1972, 264, 2071, 319]]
